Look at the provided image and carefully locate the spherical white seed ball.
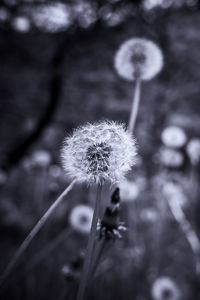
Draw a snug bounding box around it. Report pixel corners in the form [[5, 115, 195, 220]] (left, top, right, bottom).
[[186, 138, 200, 165], [161, 126, 187, 149], [119, 179, 139, 202], [69, 205, 93, 234], [61, 121, 137, 185], [151, 277, 181, 300], [114, 37, 163, 81], [159, 147, 184, 168]]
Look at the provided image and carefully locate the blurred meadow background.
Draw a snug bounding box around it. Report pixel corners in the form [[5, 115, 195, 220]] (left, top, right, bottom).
[[0, 0, 200, 299]]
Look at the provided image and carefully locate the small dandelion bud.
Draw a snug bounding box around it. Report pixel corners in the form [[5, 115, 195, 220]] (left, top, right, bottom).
[[186, 138, 200, 165], [151, 277, 181, 300], [111, 187, 120, 205], [97, 207, 126, 240], [97, 198, 126, 240], [161, 126, 187, 149], [69, 205, 93, 234], [61, 121, 137, 185], [114, 38, 163, 81]]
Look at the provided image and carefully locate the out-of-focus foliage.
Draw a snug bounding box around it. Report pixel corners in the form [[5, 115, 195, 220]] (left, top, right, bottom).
[[0, 0, 199, 33]]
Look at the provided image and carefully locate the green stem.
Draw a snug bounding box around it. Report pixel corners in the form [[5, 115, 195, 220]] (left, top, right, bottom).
[[76, 184, 102, 300], [0, 180, 76, 288], [91, 237, 107, 277], [128, 78, 141, 133]]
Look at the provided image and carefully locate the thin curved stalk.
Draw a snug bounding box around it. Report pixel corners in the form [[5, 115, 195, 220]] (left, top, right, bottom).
[[90, 237, 107, 277], [27, 229, 72, 271], [0, 179, 76, 288], [128, 78, 141, 133], [76, 184, 102, 300], [167, 195, 200, 274]]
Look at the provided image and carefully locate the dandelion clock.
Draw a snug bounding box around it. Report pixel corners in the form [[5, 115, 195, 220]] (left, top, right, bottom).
[[114, 38, 163, 132]]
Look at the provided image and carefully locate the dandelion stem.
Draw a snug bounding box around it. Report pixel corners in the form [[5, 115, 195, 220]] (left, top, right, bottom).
[[128, 78, 141, 133], [91, 237, 107, 277], [76, 184, 102, 300], [0, 179, 76, 288], [166, 194, 200, 274]]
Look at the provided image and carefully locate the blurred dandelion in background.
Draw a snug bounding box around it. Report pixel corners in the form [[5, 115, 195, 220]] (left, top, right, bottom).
[[73, 1, 97, 28], [69, 205, 93, 235], [119, 179, 139, 202], [114, 38, 163, 81], [186, 138, 200, 165], [158, 147, 184, 168], [114, 38, 163, 133], [12, 16, 31, 33], [31, 150, 52, 169], [151, 276, 181, 300], [61, 121, 137, 185], [161, 126, 187, 149], [32, 2, 72, 33]]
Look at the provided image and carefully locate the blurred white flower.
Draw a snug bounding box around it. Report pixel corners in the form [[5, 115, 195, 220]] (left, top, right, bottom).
[[48, 165, 63, 178], [161, 126, 187, 149], [114, 38, 163, 81], [186, 138, 200, 165], [69, 205, 93, 234], [163, 182, 187, 208], [151, 276, 181, 300], [32, 150, 52, 168], [73, 2, 97, 28], [159, 147, 184, 168], [61, 121, 137, 185], [12, 16, 31, 33], [119, 179, 139, 202], [32, 2, 72, 32]]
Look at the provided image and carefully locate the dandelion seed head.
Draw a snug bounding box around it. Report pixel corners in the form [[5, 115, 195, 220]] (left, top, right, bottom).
[[61, 121, 137, 184], [114, 38, 163, 81], [69, 205, 93, 234], [161, 126, 187, 149], [151, 277, 181, 300]]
